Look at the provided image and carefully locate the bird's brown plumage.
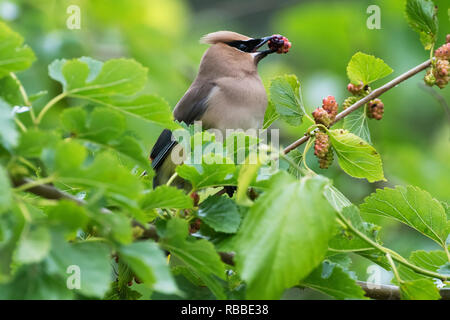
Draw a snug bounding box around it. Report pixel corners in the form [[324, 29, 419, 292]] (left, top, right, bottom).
[[152, 31, 269, 188]]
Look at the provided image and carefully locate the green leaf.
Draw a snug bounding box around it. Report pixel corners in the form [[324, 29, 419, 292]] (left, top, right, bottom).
[[324, 185, 352, 212], [269, 75, 304, 126], [0, 206, 25, 282], [61, 107, 151, 170], [329, 129, 385, 183], [286, 149, 303, 179], [328, 205, 381, 252], [302, 260, 368, 300], [109, 95, 179, 130], [405, 0, 438, 50], [0, 98, 18, 151], [0, 263, 73, 299], [14, 226, 51, 264], [400, 278, 440, 300], [49, 234, 112, 298], [50, 141, 143, 200], [196, 195, 241, 234], [343, 106, 371, 144], [47, 200, 89, 233], [360, 186, 448, 247], [235, 172, 337, 299], [236, 153, 268, 206], [0, 75, 24, 106], [160, 218, 226, 299], [0, 165, 12, 214], [263, 100, 279, 129], [0, 22, 36, 78], [346, 52, 393, 85], [49, 57, 147, 97], [50, 58, 177, 129], [119, 240, 178, 294], [15, 129, 59, 158], [141, 185, 193, 210], [176, 154, 236, 190]]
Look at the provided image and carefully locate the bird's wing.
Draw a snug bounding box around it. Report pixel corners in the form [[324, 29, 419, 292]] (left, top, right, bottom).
[[173, 82, 216, 124], [150, 82, 216, 170]]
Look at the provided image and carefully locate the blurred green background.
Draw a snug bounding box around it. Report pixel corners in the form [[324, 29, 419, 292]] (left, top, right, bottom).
[[1, 0, 449, 297]]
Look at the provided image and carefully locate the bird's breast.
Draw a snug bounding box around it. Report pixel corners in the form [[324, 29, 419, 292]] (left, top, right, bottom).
[[201, 76, 267, 133]]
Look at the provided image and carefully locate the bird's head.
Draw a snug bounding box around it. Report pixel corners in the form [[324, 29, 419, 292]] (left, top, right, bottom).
[[199, 31, 291, 76]]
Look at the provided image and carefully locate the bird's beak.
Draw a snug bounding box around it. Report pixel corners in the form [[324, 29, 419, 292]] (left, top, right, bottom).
[[245, 36, 277, 63], [250, 36, 274, 53]]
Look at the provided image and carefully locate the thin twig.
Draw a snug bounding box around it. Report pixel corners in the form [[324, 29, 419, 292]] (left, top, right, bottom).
[[283, 59, 432, 154]]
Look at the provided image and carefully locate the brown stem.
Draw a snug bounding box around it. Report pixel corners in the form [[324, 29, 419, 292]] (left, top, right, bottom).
[[283, 59, 432, 154]]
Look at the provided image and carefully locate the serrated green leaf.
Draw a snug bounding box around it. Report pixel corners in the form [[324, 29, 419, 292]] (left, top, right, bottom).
[[0, 98, 18, 151], [0, 75, 23, 106], [400, 278, 440, 300], [405, 0, 438, 50], [0, 165, 12, 215], [360, 186, 448, 247], [49, 141, 143, 200], [346, 52, 393, 85], [50, 57, 147, 97], [343, 106, 371, 144], [141, 185, 193, 210], [62, 107, 151, 170], [160, 218, 226, 299], [324, 185, 352, 212], [15, 129, 59, 158], [119, 240, 178, 294], [14, 226, 51, 264], [49, 234, 111, 298], [109, 94, 179, 130], [235, 172, 336, 299], [0, 22, 35, 78], [196, 195, 241, 234], [176, 154, 236, 190], [329, 205, 381, 253], [269, 75, 304, 126], [302, 260, 368, 300], [47, 200, 89, 233], [329, 129, 385, 182], [263, 100, 279, 129], [0, 263, 73, 299]]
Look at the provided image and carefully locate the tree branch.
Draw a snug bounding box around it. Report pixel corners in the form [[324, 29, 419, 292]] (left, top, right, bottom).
[[283, 59, 432, 154]]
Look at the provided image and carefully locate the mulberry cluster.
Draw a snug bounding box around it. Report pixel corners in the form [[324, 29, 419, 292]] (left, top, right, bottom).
[[268, 35, 291, 54], [425, 35, 450, 89], [367, 99, 384, 120], [314, 131, 334, 169], [312, 95, 339, 126]]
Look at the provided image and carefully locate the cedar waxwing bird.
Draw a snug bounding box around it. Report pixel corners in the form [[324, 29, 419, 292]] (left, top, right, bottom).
[[150, 31, 291, 189]]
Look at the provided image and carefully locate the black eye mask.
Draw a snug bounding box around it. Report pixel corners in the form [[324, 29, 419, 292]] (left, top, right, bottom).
[[226, 37, 272, 53]]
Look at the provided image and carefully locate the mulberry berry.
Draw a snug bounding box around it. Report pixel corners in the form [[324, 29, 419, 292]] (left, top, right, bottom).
[[447, 34, 450, 44], [312, 107, 332, 126], [322, 95, 338, 120], [314, 131, 330, 159], [435, 43, 450, 61], [342, 96, 359, 110], [268, 35, 291, 54], [367, 99, 384, 120], [347, 82, 364, 95]]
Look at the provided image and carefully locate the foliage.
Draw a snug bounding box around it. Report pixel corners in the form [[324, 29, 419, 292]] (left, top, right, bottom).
[[0, 0, 448, 301]]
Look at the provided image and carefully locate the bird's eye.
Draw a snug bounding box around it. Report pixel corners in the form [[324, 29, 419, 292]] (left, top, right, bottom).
[[226, 40, 250, 52]]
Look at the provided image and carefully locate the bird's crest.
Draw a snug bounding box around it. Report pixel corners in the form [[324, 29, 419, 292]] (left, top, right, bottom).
[[200, 31, 250, 44]]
